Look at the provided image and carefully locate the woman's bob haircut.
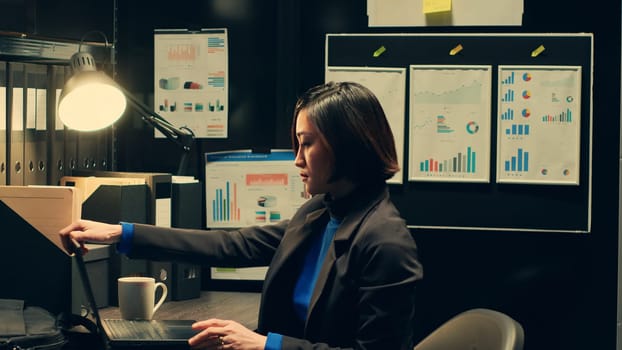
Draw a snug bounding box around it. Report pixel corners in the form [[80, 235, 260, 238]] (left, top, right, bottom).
[[291, 81, 399, 184]]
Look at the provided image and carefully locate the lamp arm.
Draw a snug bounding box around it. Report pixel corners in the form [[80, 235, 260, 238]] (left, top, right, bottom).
[[122, 88, 195, 176]]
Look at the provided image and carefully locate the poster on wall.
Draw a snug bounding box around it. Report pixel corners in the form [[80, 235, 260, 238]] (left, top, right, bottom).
[[154, 28, 229, 138], [325, 66, 406, 184], [408, 65, 492, 183], [496, 66, 582, 185], [205, 149, 309, 280]]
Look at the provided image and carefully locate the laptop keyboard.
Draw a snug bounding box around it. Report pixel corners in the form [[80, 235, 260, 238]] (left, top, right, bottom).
[[105, 319, 166, 340]]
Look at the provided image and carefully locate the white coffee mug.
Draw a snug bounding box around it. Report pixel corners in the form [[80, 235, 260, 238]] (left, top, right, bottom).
[[118, 276, 167, 320]]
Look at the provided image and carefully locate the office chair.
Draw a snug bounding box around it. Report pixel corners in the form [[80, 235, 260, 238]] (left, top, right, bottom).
[[413, 308, 524, 350]]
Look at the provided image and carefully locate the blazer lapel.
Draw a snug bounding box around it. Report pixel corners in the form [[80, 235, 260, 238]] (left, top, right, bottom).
[[305, 217, 356, 323], [305, 188, 388, 326], [263, 207, 328, 290]]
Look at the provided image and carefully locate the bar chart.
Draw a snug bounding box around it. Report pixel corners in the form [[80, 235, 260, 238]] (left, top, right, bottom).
[[505, 124, 530, 136], [504, 148, 529, 172], [211, 181, 240, 223], [167, 44, 197, 61], [501, 89, 515, 102], [501, 71, 515, 85], [542, 108, 572, 123], [419, 147, 477, 174], [501, 108, 514, 120]]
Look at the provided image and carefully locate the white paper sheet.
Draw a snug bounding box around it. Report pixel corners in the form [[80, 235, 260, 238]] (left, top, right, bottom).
[[496, 66, 582, 185], [409, 65, 492, 183], [367, 0, 523, 27], [325, 67, 407, 184], [154, 29, 229, 138]]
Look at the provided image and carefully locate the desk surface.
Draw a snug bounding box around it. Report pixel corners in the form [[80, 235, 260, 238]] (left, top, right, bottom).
[[99, 291, 261, 330]]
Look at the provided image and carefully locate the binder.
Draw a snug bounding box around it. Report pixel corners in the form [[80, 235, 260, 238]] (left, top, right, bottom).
[[8, 62, 25, 185], [24, 63, 48, 185], [171, 177, 203, 300], [96, 129, 111, 171], [49, 130, 64, 185], [64, 128, 79, 175], [0, 185, 108, 315], [48, 66, 65, 186], [76, 130, 99, 171], [0, 61, 7, 186], [59, 66, 78, 181]]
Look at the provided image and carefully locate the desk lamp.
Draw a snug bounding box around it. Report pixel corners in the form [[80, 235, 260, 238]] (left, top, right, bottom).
[[58, 37, 195, 175]]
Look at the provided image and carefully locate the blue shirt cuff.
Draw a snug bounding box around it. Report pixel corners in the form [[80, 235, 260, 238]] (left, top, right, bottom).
[[117, 222, 134, 254], [265, 332, 283, 350]]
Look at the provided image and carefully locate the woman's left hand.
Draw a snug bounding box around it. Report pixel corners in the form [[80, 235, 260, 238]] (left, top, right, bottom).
[[189, 319, 267, 350]]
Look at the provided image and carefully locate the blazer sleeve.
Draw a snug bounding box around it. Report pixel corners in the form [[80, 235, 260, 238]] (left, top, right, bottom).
[[126, 220, 289, 267]]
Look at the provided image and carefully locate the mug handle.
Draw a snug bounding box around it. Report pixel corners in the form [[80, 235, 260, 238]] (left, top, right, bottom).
[[153, 282, 168, 314]]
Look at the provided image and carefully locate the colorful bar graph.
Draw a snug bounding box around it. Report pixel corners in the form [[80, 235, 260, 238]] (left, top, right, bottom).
[[419, 147, 477, 174], [168, 44, 197, 61], [542, 108, 573, 123], [212, 181, 240, 222]]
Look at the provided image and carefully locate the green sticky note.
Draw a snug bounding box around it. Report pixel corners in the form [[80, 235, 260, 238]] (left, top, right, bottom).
[[215, 267, 236, 272], [373, 46, 386, 57]]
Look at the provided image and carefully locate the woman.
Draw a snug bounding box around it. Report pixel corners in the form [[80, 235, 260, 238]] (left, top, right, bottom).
[[60, 81, 423, 350]]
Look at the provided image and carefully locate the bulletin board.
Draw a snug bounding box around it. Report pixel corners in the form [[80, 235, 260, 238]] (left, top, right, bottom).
[[325, 33, 593, 233]]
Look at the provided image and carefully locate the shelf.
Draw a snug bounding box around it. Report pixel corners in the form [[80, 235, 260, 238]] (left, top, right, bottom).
[[0, 31, 110, 64]]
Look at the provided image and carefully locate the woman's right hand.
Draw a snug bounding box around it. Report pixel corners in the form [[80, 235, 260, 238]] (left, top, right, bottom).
[[59, 220, 123, 255]]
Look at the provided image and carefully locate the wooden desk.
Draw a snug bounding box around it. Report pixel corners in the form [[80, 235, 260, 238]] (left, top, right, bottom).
[[99, 291, 261, 330]]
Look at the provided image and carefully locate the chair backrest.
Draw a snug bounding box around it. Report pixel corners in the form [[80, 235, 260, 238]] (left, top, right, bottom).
[[413, 308, 524, 350]]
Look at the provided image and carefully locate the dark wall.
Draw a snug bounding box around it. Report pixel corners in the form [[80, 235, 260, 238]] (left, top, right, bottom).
[[114, 1, 280, 177], [0, 0, 114, 41]]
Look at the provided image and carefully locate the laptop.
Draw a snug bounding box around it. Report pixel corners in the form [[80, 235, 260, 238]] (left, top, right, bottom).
[[72, 244, 199, 349]]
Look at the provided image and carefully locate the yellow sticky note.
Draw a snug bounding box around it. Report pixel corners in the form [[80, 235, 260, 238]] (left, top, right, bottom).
[[423, 0, 452, 14]]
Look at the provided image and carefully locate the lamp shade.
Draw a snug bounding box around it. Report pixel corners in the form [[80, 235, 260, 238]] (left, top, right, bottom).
[[58, 52, 127, 131]]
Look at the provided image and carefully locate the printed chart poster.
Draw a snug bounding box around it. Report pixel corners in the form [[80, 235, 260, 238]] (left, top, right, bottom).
[[496, 66, 581, 185], [409, 65, 492, 182], [205, 150, 309, 280], [325, 67, 406, 184], [205, 150, 308, 228], [154, 29, 228, 138]]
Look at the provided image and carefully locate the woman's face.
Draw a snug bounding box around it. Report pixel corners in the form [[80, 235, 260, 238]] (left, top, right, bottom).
[[294, 110, 335, 196]]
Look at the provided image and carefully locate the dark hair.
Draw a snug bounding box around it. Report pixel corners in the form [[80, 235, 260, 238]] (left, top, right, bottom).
[[291, 81, 399, 184]]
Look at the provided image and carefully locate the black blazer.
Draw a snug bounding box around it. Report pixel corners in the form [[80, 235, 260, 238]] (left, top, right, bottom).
[[128, 185, 423, 350]]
